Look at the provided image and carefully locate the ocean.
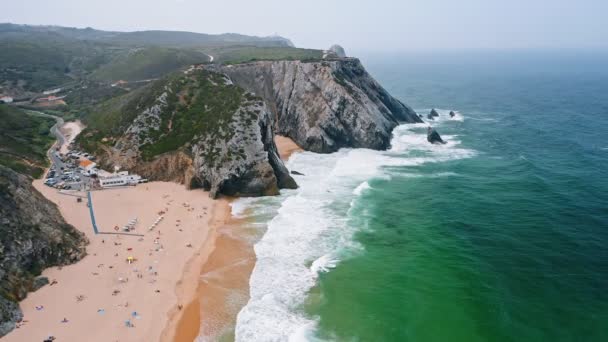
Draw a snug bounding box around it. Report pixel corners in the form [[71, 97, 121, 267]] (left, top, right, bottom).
[[232, 50, 608, 341]]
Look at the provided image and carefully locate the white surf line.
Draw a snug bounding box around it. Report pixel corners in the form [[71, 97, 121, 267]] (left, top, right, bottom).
[[206, 53, 214, 62]]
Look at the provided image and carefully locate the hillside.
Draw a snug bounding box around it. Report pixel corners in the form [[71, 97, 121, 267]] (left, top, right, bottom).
[[0, 105, 55, 178], [91, 47, 210, 82], [78, 68, 296, 197]]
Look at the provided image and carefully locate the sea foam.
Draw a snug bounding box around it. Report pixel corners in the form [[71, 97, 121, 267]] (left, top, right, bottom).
[[233, 118, 476, 341]]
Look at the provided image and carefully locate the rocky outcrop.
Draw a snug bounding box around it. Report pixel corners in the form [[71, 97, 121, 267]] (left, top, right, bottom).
[[218, 58, 422, 153], [449, 110, 456, 118], [428, 108, 439, 120], [328, 44, 347, 58], [191, 98, 297, 198], [427, 127, 446, 144], [0, 166, 87, 336], [95, 70, 296, 198]]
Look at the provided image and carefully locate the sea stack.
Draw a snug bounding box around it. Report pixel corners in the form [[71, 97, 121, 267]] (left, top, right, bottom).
[[427, 127, 446, 144], [449, 111, 456, 118], [427, 108, 440, 120]]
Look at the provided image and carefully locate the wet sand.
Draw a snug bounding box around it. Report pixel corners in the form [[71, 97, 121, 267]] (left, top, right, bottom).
[[274, 135, 303, 160], [3, 181, 229, 342], [168, 135, 302, 341]]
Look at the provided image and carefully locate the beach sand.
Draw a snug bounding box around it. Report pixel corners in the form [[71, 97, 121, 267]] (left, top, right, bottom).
[[274, 135, 303, 160], [59, 120, 84, 154], [166, 135, 302, 341], [3, 181, 229, 342]]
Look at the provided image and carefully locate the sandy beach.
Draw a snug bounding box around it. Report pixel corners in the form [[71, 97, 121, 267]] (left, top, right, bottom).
[[274, 135, 303, 160], [4, 134, 301, 342], [165, 135, 302, 341], [3, 181, 229, 342]]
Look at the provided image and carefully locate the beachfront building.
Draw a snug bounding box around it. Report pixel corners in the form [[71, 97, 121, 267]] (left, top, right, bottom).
[[78, 159, 97, 175], [99, 171, 143, 188]]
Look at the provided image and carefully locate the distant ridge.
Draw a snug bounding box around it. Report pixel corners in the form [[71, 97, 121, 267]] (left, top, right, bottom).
[[0, 23, 294, 48]]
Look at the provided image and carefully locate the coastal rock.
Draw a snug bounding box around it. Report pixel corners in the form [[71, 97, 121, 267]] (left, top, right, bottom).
[[328, 44, 347, 58], [427, 127, 446, 144], [0, 166, 88, 336], [449, 110, 456, 118], [191, 97, 298, 198], [93, 70, 296, 198], [291, 170, 305, 176], [219, 58, 422, 153], [427, 108, 440, 120]]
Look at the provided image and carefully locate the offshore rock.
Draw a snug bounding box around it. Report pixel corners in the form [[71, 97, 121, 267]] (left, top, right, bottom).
[[449, 110, 456, 118], [428, 108, 440, 120], [427, 127, 446, 144], [219, 58, 422, 153]]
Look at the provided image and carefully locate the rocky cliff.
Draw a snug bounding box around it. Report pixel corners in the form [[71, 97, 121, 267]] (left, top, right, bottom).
[[0, 166, 88, 336], [84, 69, 296, 198], [218, 58, 422, 153]]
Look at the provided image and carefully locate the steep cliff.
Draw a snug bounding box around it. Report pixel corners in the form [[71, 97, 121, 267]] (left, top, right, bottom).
[[0, 166, 88, 336], [219, 58, 422, 153], [80, 69, 297, 198]]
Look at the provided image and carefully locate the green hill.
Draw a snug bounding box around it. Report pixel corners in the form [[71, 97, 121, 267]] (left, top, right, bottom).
[[91, 47, 210, 82], [0, 105, 55, 177]]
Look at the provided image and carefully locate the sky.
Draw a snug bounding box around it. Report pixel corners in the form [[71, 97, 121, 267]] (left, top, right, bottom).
[[2, 0, 608, 52]]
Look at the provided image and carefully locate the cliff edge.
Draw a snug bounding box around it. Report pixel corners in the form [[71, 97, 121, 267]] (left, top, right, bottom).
[[219, 58, 421, 153]]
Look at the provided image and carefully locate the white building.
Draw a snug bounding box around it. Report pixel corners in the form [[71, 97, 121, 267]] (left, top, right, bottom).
[[99, 171, 143, 188], [0, 96, 13, 103]]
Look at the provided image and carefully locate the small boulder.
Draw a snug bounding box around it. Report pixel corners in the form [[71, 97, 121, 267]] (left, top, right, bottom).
[[427, 108, 440, 120], [449, 111, 456, 118], [427, 127, 446, 144], [291, 170, 305, 176]]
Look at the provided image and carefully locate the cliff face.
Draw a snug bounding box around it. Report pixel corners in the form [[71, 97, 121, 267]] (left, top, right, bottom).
[[219, 58, 421, 153], [95, 69, 296, 198], [0, 166, 88, 336]]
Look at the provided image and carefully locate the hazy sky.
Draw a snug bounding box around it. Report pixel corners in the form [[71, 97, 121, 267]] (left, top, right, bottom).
[[2, 0, 607, 51]]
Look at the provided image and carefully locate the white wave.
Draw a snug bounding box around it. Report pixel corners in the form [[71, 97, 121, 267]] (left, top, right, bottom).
[[310, 254, 339, 274], [353, 181, 371, 196], [416, 108, 464, 122], [233, 122, 477, 341]]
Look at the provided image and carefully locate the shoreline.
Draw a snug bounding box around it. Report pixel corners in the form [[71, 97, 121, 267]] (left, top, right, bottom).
[[169, 135, 301, 341]]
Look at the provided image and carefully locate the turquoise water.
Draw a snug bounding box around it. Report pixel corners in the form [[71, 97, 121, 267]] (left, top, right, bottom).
[[234, 51, 608, 341]]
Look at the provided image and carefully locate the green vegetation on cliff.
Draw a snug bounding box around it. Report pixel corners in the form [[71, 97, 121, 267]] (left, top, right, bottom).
[[208, 46, 323, 64], [139, 70, 246, 160], [91, 47, 210, 81], [0, 105, 55, 178]]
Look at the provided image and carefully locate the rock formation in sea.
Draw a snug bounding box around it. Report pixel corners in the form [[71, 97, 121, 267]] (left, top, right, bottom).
[[449, 110, 456, 118], [427, 108, 440, 120], [0, 166, 88, 336], [219, 58, 422, 153], [427, 126, 447, 144]]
